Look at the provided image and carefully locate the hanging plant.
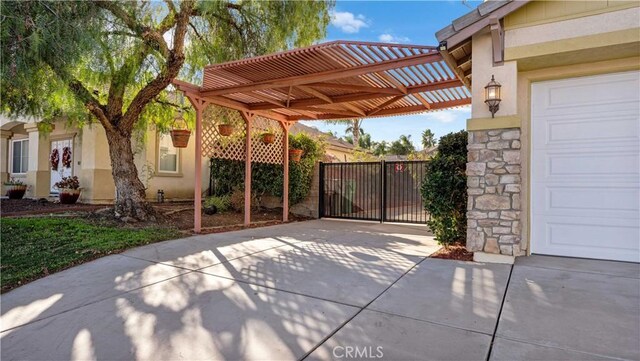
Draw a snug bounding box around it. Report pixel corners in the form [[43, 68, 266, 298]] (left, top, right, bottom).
[[50, 148, 60, 171], [261, 132, 276, 144], [218, 112, 234, 136], [62, 146, 72, 168], [289, 149, 303, 162], [170, 112, 191, 148]]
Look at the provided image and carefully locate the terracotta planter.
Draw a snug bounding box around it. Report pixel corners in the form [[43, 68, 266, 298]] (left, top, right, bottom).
[[170, 129, 191, 148], [262, 133, 275, 144], [59, 188, 81, 204], [289, 149, 304, 162], [218, 124, 234, 136], [5, 185, 27, 199]]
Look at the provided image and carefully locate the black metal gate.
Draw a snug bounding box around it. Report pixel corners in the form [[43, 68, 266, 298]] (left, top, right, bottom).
[[319, 160, 429, 224]]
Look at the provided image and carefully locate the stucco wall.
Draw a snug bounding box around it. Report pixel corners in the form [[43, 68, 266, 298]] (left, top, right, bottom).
[[141, 129, 209, 201], [465, 1, 640, 258]]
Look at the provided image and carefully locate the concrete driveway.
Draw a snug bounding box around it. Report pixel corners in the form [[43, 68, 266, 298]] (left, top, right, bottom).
[[1, 220, 638, 360]]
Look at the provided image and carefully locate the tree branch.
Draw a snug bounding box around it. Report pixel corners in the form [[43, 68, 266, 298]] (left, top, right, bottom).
[[93, 0, 169, 57], [106, 46, 150, 120], [119, 0, 194, 131]]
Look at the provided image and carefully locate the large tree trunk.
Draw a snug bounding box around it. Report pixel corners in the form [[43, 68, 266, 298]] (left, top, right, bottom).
[[105, 129, 157, 221]]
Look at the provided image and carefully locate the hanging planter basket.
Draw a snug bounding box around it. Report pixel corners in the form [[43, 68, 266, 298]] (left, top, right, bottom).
[[261, 133, 275, 145], [218, 124, 234, 136], [289, 149, 304, 162], [170, 111, 191, 148], [170, 129, 191, 148]]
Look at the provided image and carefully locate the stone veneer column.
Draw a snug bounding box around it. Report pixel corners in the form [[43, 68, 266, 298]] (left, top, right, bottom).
[[466, 128, 524, 257]]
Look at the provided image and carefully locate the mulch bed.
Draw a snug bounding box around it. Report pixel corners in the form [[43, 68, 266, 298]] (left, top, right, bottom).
[[1, 199, 109, 217], [430, 243, 474, 261], [1, 198, 309, 232]]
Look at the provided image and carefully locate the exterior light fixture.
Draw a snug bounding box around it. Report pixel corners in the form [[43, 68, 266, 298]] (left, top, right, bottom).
[[484, 75, 502, 118], [438, 41, 447, 52]]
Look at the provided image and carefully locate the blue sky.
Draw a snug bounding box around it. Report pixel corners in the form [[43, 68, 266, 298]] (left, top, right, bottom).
[[300, 0, 481, 149]]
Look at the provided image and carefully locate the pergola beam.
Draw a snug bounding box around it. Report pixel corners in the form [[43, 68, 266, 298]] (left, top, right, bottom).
[[296, 85, 333, 103], [287, 98, 470, 120], [306, 82, 403, 95], [247, 78, 461, 111], [200, 52, 442, 97], [366, 95, 405, 116]]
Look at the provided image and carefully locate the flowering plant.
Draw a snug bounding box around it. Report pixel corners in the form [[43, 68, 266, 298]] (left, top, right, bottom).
[[54, 176, 80, 190]]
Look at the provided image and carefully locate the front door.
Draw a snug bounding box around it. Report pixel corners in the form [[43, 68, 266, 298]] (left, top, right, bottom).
[[50, 139, 74, 193]]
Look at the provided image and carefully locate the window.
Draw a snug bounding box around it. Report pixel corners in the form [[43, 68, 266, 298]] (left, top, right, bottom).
[[11, 139, 29, 174], [158, 134, 179, 173]]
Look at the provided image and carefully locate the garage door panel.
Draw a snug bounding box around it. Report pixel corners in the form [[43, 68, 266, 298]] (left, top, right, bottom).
[[539, 185, 639, 217], [534, 72, 640, 117], [546, 114, 639, 146], [531, 71, 640, 262], [547, 152, 639, 177], [535, 217, 640, 263]]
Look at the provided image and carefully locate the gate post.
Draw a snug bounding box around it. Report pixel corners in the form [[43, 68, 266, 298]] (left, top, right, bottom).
[[318, 162, 324, 219], [380, 160, 385, 223]]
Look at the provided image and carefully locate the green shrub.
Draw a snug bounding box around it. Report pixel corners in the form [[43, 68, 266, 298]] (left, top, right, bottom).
[[421, 130, 468, 246], [288, 132, 324, 205], [204, 195, 231, 213], [209, 132, 324, 206]]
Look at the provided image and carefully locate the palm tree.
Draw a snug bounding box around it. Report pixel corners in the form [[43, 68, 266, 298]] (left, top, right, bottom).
[[422, 129, 436, 149], [389, 135, 415, 155], [325, 118, 364, 147]]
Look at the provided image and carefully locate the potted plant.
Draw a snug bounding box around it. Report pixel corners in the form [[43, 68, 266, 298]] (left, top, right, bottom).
[[4, 178, 27, 199], [217, 113, 234, 136], [261, 129, 276, 144], [289, 148, 304, 162], [54, 176, 81, 204], [169, 112, 191, 148]]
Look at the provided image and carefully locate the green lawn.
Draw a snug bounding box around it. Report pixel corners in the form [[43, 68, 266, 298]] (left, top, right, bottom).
[[1, 217, 182, 292]]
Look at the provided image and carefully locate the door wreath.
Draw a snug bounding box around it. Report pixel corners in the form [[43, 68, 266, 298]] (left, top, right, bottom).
[[50, 148, 60, 171], [62, 147, 72, 168]]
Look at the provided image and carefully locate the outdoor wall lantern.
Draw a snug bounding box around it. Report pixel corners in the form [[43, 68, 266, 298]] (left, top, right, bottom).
[[484, 75, 502, 118]]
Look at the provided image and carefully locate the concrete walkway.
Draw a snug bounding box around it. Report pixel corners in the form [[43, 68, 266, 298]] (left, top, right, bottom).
[[1, 220, 638, 360]]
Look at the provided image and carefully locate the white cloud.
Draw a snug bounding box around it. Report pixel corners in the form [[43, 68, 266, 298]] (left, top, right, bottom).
[[378, 33, 410, 44], [421, 107, 471, 123], [330, 11, 369, 33]]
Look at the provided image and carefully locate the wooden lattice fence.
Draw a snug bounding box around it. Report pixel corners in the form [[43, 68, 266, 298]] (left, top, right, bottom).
[[202, 105, 284, 164]]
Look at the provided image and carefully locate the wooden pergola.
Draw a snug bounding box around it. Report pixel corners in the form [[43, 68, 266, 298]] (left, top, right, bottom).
[[173, 40, 471, 233]]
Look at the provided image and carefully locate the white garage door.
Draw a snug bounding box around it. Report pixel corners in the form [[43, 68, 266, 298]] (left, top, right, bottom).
[[531, 71, 640, 263]]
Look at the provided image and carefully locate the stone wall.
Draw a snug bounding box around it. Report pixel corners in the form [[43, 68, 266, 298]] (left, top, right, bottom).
[[290, 162, 320, 218], [466, 128, 524, 256]]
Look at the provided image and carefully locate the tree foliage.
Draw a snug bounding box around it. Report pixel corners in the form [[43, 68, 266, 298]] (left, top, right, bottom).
[[421, 130, 468, 246], [2, 0, 332, 128], [388, 134, 415, 155], [422, 129, 436, 149], [1, 0, 333, 219], [325, 118, 364, 147]]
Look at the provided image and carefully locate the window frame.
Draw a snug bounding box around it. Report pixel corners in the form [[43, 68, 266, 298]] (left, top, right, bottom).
[[10, 138, 29, 175], [156, 133, 182, 176]]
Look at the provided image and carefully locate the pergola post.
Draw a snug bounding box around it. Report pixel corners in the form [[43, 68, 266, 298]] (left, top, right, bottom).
[[184, 95, 206, 233], [280, 121, 291, 222], [240, 111, 254, 226]]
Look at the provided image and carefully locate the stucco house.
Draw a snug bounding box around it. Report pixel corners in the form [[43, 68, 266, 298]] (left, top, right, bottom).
[[0, 116, 356, 204], [437, 0, 639, 263], [290, 122, 357, 162], [1, 115, 210, 203]]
